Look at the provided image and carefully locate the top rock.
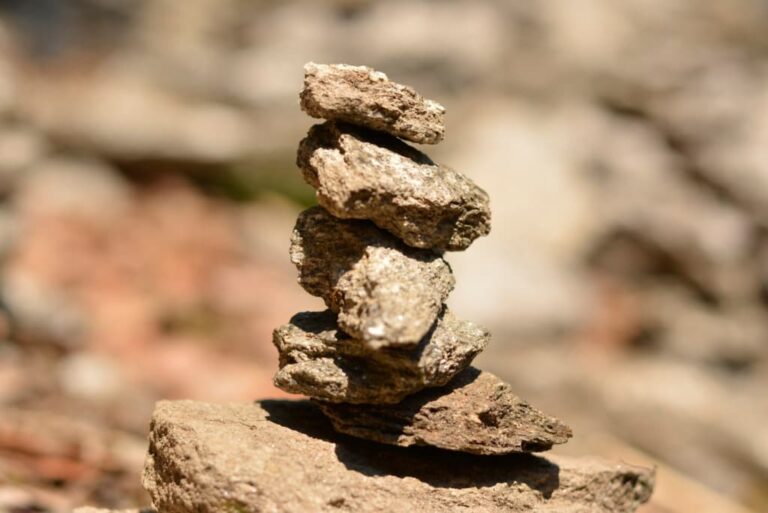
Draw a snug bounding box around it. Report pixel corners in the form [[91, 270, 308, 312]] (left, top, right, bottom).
[[300, 63, 446, 145]]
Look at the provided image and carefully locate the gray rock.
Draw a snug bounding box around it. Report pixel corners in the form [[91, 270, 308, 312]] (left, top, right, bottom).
[[317, 367, 572, 455], [143, 399, 654, 513], [297, 121, 491, 251], [300, 62, 445, 145], [290, 206, 454, 347], [273, 309, 488, 404]]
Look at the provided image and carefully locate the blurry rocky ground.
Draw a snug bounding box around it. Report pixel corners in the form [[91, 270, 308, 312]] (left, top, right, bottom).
[[0, 0, 767, 512]]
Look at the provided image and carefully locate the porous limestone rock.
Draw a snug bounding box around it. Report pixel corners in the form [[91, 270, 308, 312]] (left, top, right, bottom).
[[297, 122, 491, 251], [317, 367, 572, 455], [142, 400, 654, 513], [300, 62, 445, 144], [273, 308, 488, 404], [290, 206, 454, 347]]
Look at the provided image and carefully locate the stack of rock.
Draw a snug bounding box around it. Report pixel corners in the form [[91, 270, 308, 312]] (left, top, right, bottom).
[[140, 64, 654, 513], [274, 62, 573, 455]]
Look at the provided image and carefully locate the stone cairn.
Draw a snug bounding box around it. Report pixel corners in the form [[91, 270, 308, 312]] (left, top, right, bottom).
[[275, 62, 573, 454], [139, 64, 655, 513]]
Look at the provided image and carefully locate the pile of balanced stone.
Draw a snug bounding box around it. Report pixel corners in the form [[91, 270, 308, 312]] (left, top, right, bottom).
[[136, 64, 654, 513], [273, 63, 574, 454]]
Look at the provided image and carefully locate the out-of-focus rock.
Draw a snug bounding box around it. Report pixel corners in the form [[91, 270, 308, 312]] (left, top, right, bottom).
[[656, 66, 768, 227], [14, 157, 131, 222], [0, 208, 17, 258], [16, 65, 257, 162], [591, 115, 756, 300], [445, 101, 600, 332], [300, 62, 445, 144], [143, 399, 653, 513], [491, 347, 768, 500], [290, 206, 454, 347], [0, 407, 147, 484], [273, 309, 488, 404], [238, 195, 304, 265], [318, 367, 572, 455], [58, 353, 127, 403], [0, 22, 16, 114], [0, 125, 48, 194], [298, 121, 490, 251], [1, 270, 87, 346], [342, 1, 506, 90], [0, 158, 130, 344], [640, 287, 768, 368]]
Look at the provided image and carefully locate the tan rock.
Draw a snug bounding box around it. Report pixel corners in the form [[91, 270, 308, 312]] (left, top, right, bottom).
[[273, 308, 488, 404], [290, 206, 454, 347], [297, 122, 491, 251], [300, 62, 445, 144], [318, 367, 572, 455], [143, 400, 654, 513]]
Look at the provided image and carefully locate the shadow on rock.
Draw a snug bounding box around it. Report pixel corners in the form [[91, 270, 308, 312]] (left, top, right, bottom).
[[260, 398, 560, 496]]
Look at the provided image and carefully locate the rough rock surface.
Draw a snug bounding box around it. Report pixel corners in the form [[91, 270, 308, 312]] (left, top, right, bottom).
[[300, 62, 446, 145], [143, 400, 654, 513], [297, 122, 491, 251], [273, 308, 488, 404], [290, 206, 454, 347], [317, 367, 572, 455]]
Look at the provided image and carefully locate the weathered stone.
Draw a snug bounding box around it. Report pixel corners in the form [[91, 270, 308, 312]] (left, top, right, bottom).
[[300, 62, 445, 145], [317, 367, 572, 455], [290, 206, 454, 347], [297, 122, 491, 251], [143, 400, 654, 513], [273, 308, 488, 404]]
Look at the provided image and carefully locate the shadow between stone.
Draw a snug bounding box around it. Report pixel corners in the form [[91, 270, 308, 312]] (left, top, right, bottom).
[[260, 399, 560, 497]]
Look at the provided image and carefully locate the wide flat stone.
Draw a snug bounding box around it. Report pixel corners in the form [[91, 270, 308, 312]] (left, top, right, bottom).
[[300, 62, 445, 145], [290, 206, 454, 348], [143, 400, 654, 513], [297, 122, 491, 251], [317, 367, 573, 455], [273, 308, 488, 404]]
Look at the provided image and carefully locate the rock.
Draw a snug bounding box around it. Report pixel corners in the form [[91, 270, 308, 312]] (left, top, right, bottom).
[[290, 206, 454, 347], [639, 286, 768, 368], [0, 125, 48, 194], [592, 114, 756, 301], [300, 62, 445, 144], [297, 121, 491, 251], [143, 399, 654, 513], [317, 367, 572, 455], [273, 309, 488, 404], [443, 101, 597, 330]]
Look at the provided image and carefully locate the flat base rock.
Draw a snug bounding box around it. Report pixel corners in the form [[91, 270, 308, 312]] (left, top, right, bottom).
[[143, 400, 654, 513]]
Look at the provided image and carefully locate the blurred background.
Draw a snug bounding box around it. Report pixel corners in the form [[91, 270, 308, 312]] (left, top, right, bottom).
[[0, 1, 766, 512]]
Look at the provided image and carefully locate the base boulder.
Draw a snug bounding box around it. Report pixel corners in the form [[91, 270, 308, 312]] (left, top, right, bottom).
[[143, 400, 654, 513]]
